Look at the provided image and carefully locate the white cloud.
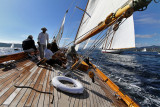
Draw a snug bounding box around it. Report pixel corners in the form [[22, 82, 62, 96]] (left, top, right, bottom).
[[135, 43, 151, 47], [135, 17, 160, 24], [135, 33, 158, 38]]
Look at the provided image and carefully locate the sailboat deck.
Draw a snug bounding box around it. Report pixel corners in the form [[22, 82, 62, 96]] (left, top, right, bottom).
[[0, 58, 126, 107]]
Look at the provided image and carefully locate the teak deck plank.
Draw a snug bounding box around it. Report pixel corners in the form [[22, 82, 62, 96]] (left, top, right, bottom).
[[0, 63, 35, 105], [53, 70, 59, 107], [0, 61, 32, 86], [0, 63, 34, 97], [49, 68, 54, 107], [31, 68, 47, 107], [9, 66, 39, 107], [43, 67, 52, 107], [0, 62, 33, 93], [38, 69, 49, 107], [0, 59, 29, 78], [0, 59, 117, 107], [24, 68, 45, 106], [16, 68, 42, 107]]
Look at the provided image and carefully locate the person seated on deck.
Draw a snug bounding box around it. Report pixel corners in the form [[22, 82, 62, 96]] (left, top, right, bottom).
[[51, 39, 59, 53], [22, 35, 38, 59], [65, 44, 78, 69], [37, 43, 66, 68], [84, 57, 92, 67]]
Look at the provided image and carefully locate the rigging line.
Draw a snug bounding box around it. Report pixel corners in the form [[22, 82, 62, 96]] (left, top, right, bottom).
[[67, 0, 76, 10], [103, 26, 113, 49], [108, 31, 116, 49], [65, 0, 83, 38], [76, 6, 91, 17], [82, 30, 105, 56], [82, 31, 108, 59], [65, 7, 77, 38], [82, 16, 122, 53], [104, 18, 127, 51], [83, 30, 109, 57], [82, 17, 128, 58], [64, 25, 97, 48], [81, 35, 107, 62], [53, 0, 75, 41], [64, 9, 127, 48]]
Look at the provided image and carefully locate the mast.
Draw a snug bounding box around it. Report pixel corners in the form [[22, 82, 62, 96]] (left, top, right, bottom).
[[75, 0, 152, 45]]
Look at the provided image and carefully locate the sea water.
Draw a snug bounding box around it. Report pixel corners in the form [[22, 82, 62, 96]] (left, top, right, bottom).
[[0, 47, 22, 56], [81, 49, 160, 107], [0, 48, 160, 107]]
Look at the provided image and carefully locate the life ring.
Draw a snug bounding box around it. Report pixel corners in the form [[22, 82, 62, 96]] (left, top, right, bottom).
[[52, 76, 84, 94]]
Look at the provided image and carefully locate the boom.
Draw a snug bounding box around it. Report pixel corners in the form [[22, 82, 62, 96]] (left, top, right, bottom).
[[75, 0, 152, 45]]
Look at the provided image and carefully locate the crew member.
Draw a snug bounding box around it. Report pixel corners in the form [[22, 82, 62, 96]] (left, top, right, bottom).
[[51, 39, 59, 53], [38, 27, 49, 59], [22, 35, 37, 57]]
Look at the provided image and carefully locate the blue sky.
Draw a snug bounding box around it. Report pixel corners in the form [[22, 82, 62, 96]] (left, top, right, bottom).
[[0, 0, 159, 47]]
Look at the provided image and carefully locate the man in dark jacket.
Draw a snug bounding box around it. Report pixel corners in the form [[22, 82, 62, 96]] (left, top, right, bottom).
[[51, 39, 59, 53], [22, 35, 37, 53]]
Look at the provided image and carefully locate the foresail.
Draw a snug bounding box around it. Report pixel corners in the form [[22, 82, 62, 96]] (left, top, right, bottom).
[[74, 0, 129, 46], [56, 10, 68, 46], [103, 15, 135, 50]]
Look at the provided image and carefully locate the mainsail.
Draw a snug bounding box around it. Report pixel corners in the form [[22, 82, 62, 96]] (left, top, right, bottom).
[[74, 0, 131, 50], [102, 15, 135, 50]]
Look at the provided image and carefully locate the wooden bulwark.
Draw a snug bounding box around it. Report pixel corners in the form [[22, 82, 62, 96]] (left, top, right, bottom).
[[91, 63, 139, 107], [0, 52, 27, 63]]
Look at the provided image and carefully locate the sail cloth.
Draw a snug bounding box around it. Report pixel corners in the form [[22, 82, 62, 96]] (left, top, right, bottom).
[[102, 15, 135, 50], [74, 0, 134, 50], [56, 10, 68, 46]]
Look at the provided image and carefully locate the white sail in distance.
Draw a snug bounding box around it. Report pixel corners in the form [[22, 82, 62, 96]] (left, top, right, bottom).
[[10, 43, 14, 48], [102, 15, 135, 50], [74, 0, 131, 49]]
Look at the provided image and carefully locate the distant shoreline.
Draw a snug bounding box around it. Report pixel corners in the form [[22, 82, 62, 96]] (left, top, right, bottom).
[[0, 42, 22, 48]]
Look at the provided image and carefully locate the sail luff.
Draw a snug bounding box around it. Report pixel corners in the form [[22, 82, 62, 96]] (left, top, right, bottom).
[[56, 10, 68, 46], [74, 0, 90, 43]]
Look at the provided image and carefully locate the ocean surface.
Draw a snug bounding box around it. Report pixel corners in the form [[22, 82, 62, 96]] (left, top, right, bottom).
[[79, 49, 160, 107], [0, 47, 160, 107]]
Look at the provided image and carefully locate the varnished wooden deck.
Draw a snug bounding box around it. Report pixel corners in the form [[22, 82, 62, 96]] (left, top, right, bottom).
[[0, 58, 126, 107]]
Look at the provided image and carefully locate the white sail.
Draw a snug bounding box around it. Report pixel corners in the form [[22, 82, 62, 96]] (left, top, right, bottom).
[[75, 0, 129, 46], [10, 43, 14, 48], [56, 10, 68, 46], [102, 15, 135, 50]]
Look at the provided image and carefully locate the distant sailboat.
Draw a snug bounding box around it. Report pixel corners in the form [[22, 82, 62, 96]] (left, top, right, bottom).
[[10, 43, 14, 48], [10, 43, 20, 51], [142, 48, 147, 52]]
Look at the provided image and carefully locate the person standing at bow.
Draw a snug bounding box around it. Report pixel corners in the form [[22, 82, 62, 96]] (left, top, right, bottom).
[[37, 27, 49, 59]]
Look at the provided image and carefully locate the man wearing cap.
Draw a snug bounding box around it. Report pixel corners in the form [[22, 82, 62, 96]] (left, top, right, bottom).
[[38, 27, 49, 59]]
